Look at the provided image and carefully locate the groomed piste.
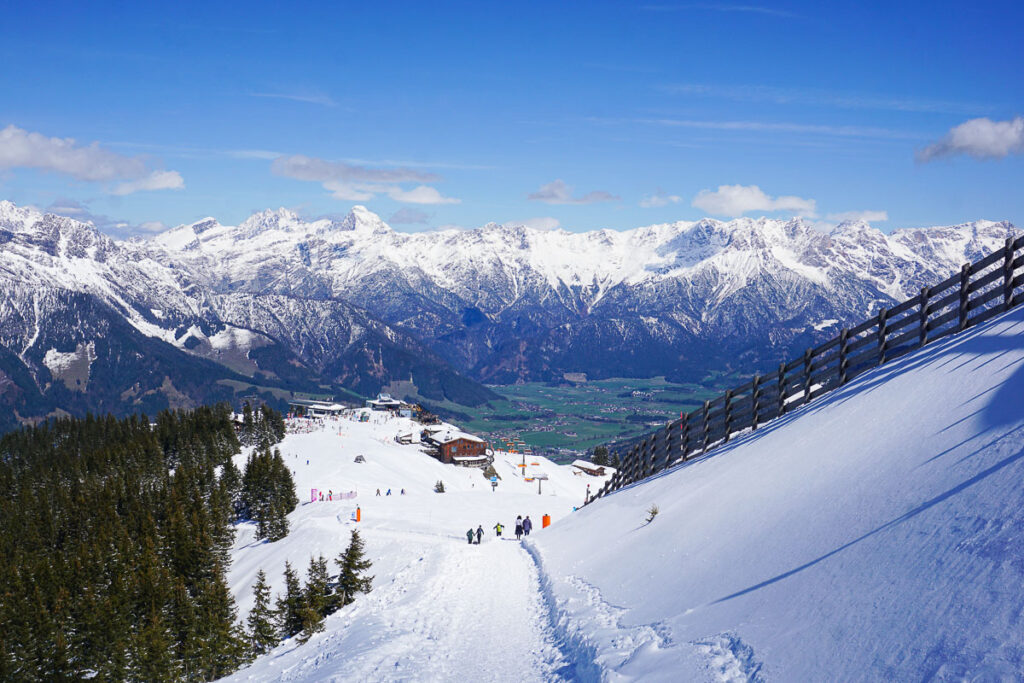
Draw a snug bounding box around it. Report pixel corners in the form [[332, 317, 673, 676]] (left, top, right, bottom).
[[224, 305, 1024, 682]]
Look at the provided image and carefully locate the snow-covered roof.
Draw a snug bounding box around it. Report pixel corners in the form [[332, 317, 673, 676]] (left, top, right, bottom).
[[431, 430, 486, 444], [573, 459, 603, 469]]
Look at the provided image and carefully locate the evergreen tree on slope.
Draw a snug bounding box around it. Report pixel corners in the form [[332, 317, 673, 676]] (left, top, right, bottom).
[[275, 562, 305, 640], [335, 529, 374, 608], [247, 570, 278, 657]]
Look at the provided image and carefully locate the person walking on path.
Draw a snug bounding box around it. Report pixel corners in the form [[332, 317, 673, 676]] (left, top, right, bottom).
[[466, 528, 475, 544], [494, 522, 504, 538], [386, 489, 392, 496], [376, 489, 381, 496], [475, 525, 483, 544], [515, 515, 524, 540], [523, 516, 533, 536]]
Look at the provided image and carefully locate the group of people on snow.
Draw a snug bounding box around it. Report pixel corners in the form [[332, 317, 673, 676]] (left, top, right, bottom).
[[466, 514, 533, 544], [375, 488, 406, 496]]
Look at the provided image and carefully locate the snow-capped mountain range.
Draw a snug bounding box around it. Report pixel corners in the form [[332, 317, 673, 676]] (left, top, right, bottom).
[[0, 198, 1017, 429]]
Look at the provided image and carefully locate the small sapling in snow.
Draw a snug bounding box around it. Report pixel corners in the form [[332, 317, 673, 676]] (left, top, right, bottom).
[[645, 504, 659, 524]]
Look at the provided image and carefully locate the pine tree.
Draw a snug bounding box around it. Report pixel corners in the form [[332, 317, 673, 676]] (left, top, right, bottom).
[[220, 458, 244, 522], [304, 555, 332, 619], [592, 445, 609, 467], [242, 446, 296, 541], [241, 403, 255, 446], [247, 570, 278, 657], [335, 530, 374, 608], [275, 562, 305, 639]]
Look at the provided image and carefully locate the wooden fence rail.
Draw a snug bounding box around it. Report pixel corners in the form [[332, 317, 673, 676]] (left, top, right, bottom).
[[592, 235, 1024, 501]]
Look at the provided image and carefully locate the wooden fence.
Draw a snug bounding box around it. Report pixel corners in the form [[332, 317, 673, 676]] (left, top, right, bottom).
[[592, 234, 1024, 501]]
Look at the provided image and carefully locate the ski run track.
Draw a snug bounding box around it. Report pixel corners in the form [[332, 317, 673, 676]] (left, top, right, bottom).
[[224, 305, 1024, 681]]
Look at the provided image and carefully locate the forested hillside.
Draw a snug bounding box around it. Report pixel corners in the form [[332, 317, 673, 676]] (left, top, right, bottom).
[[0, 405, 289, 681]]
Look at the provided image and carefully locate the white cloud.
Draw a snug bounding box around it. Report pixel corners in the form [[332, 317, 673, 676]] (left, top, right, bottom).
[[111, 170, 185, 196], [322, 181, 378, 201], [510, 217, 561, 231], [272, 154, 438, 183], [640, 189, 683, 208], [387, 185, 460, 205], [692, 184, 817, 218], [917, 116, 1024, 161], [826, 210, 888, 223], [274, 154, 456, 204], [0, 125, 184, 194], [0, 124, 145, 180], [389, 208, 431, 225], [44, 199, 167, 237], [528, 179, 619, 205], [137, 220, 168, 233]]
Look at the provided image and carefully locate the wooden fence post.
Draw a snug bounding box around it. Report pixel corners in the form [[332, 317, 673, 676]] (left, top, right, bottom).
[[680, 414, 690, 462], [1004, 237, 1014, 310], [802, 348, 813, 405], [751, 374, 760, 430], [838, 328, 850, 385], [702, 400, 711, 453], [877, 308, 888, 364], [919, 286, 929, 348], [958, 262, 970, 331], [777, 362, 787, 416], [722, 389, 734, 444]]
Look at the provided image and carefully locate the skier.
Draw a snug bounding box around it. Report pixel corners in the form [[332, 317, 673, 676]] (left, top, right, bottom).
[[515, 516, 524, 540], [401, 488, 406, 495], [494, 522, 503, 537], [466, 528, 475, 545], [386, 488, 392, 496], [523, 516, 532, 536], [475, 525, 484, 544], [376, 489, 381, 496], [329, 489, 333, 501], [319, 492, 323, 502]]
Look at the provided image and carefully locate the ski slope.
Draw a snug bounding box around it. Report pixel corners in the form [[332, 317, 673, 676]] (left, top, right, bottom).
[[223, 412, 604, 682], [532, 305, 1024, 680], [224, 305, 1024, 681]]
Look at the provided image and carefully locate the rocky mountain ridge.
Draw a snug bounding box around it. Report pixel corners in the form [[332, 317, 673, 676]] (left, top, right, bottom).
[[0, 199, 1018, 430]]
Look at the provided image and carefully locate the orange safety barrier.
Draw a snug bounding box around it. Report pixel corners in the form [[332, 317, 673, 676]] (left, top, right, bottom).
[[542, 514, 550, 528]]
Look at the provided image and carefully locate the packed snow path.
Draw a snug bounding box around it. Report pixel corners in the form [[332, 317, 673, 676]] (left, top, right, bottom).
[[222, 412, 602, 682], [227, 533, 568, 682]]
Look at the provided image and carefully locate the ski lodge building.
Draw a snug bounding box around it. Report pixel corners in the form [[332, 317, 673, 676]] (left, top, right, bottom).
[[287, 399, 346, 418], [422, 427, 488, 466]]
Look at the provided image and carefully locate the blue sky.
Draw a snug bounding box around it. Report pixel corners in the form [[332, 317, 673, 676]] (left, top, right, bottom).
[[1, 1, 1022, 235]]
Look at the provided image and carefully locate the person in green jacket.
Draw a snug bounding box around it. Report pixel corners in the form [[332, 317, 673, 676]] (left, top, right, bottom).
[[466, 528, 474, 544]]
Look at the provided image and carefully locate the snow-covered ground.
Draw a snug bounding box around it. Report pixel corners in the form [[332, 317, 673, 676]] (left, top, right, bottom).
[[533, 306, 1024, 681], [225, 304, 1024, 681], [224, 413, 604, 682]]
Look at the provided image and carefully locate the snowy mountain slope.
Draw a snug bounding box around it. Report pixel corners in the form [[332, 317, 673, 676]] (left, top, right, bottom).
[[221, 303, 1024, 681], [222, 411, 605, 681], [141, 204, 1020, 384], [2, 196, 1019, 428], [0, 202, 497, 429], [530, 304, 1024, 680]]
